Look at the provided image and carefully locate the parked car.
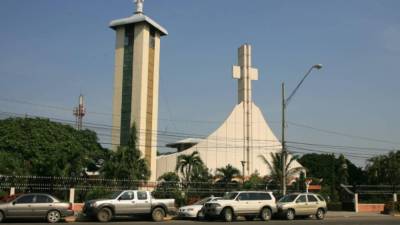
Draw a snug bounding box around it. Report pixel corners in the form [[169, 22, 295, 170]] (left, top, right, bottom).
[[83, 190, 175, 222], [0, 193, 74, 223], [276, 192, 327, 220], [203, 191, 277, 222], [178, 196, 220, 220]]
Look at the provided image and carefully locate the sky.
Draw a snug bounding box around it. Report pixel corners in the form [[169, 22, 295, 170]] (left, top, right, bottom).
[[1, 0, 400, 167]]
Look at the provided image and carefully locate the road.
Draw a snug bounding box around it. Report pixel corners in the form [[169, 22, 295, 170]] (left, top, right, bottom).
[[2, 217, 400, 225]]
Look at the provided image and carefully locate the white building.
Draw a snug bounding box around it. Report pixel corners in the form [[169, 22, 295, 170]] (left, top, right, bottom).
[[157, 44, 302, 179]]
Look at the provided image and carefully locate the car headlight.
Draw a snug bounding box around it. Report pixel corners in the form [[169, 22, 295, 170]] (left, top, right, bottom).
[[187, 208, 194, 211], [90, 202, 97, 207]]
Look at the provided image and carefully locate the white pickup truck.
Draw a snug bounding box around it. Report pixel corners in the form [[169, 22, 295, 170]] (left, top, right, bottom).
[[83, 190, 175, 222]]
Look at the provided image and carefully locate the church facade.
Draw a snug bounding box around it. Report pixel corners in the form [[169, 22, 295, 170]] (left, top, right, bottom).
[[157, 44, 303, 178]]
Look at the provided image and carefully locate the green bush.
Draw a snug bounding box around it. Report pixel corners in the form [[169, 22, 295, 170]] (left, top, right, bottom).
[[384, 201, 400, 214], [327, 202, 342, 211]]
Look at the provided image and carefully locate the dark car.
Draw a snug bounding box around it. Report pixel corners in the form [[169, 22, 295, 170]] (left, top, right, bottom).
[[0, 193, 74, 223]]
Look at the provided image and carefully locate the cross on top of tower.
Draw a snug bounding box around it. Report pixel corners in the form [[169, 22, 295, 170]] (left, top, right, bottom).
[[134, 0, 144, 14], [232, 44, 259, 104]]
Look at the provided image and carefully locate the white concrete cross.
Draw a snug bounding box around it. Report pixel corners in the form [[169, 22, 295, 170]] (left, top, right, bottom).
[[232, 44, 259, 104], [134, 0, 144, 14]]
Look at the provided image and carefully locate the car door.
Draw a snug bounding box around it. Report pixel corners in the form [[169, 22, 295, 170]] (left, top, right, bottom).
[[248, 193, 263, 214], [235, 193, 250, 214], [31, 194, 54, 217], [294, 194, 308, 215], [7, 194, 35, 218], [306, 194, 319, 214], [134, 191, 151, 214], [114, 191, 136, 215]]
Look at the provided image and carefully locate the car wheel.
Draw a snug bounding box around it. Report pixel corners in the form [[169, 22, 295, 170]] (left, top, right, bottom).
[[316, 208, 325, 220], [222, 208, 233, 222], [151, 207, 165, 222], [260, 207, 272, 221], [47, 210, 61, 223], [286, 209, 295, 220], [97, 207, 112, 222], [197, 210, 204, 220], [0, 211, 5, 223]]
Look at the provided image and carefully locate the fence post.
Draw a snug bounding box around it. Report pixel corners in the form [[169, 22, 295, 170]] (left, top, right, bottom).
[[354, 193, 359, 212], [9, 187, 15, 196], [394, 193, 398, 202], [69, 188, 75, 204]]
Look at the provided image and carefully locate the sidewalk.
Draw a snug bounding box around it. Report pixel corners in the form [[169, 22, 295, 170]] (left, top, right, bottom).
[[327, 211, 390, 218]]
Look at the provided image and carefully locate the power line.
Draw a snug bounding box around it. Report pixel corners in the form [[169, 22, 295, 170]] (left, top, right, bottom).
[[0, 110, 397, 159], [287, 121, 400, 146]]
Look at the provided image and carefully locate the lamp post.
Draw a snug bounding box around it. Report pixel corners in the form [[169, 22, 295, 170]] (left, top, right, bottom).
[[281, 64, 322, 195], [240, 160, 246, 184]]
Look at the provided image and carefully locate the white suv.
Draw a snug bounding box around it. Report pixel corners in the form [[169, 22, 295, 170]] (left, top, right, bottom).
[[203, 191, 277, 222]]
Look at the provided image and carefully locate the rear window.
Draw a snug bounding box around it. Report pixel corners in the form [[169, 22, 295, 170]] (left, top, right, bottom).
[[36, 195, 54, 203], [316, 195, 325, 201], [307, 195, 318, 202]]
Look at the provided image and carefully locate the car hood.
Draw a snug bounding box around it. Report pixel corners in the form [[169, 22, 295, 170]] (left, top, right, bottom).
[[179, 205, 203, 210], [207, 199, 235, 204]]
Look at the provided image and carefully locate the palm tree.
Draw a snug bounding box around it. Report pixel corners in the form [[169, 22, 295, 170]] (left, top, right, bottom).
[[215, 164, 241, 183], [259, 152, 303, 190], [175, 151, 204, 183]]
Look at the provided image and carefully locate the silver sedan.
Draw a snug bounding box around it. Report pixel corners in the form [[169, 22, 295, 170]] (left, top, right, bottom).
[[0, 193, 74, 223]]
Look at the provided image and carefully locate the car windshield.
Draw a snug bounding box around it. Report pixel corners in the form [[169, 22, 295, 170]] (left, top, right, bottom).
[[108, 191, 123, 199], [278, 194, 299, 203], [222, 192, 238, 200]]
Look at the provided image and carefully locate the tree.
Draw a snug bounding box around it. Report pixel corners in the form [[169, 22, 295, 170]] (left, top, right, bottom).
[[153, 172, 185, 206], [259, 152, 303, 190], [0, 117, 108, 177], [175, 151, 204, 183], [215, 164, 241, 183], [102, 124, 150, 181], [243, 172, 265, 190], [366, 151, 400, 185]]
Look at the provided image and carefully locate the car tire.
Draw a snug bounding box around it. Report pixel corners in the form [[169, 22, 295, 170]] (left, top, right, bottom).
[[151, 207, 165, 222], [97, 207, 113, 222], [197, 210, 204, 220], [260, 207, 272, 221], [47, 210, 61, 223], [222, 208, 233, 222], [316, 208, 325, 220], [286, 209, 295, 220], [0, 211, 5, 223]]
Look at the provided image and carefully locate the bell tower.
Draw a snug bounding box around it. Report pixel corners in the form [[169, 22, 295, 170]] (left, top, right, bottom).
[[110, 0, 168, 181]]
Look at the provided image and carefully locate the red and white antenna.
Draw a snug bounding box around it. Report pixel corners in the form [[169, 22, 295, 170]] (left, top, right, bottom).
[[73, 95, 86, 130]]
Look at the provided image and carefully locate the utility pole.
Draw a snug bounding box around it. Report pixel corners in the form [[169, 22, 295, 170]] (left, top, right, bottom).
[[281, 83, 287, 195]]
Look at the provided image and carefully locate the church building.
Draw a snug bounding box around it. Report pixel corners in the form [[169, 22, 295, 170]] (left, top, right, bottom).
[[157, 44, 303, 178]]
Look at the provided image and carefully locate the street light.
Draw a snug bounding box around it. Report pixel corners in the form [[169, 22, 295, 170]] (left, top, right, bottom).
[[240, 160, 246, 184], [281, 64, 323, 195]]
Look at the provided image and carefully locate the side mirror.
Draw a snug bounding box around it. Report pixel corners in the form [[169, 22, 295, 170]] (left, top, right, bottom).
[[12, 202, 16, 205]]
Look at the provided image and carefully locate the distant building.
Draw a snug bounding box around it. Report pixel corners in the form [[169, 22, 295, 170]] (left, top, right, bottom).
[[110, 0, 167, 181]]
